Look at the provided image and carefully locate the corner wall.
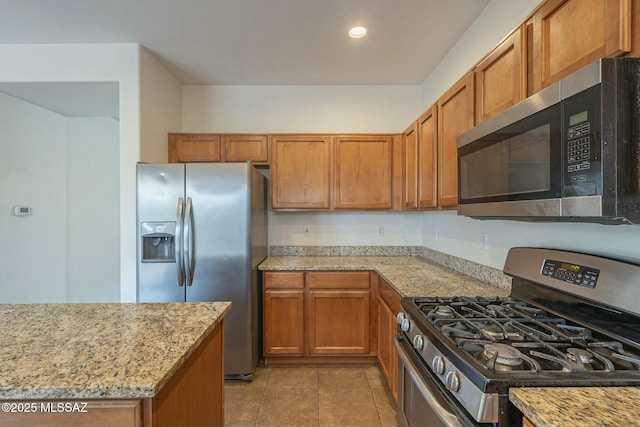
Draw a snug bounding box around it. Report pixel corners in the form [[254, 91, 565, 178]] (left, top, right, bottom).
[[0, 43, 141, 301]]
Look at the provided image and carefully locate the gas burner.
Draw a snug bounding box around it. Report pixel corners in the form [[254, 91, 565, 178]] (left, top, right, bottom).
[[567, 348, 594, 364], [479, 323, 524, 341], [428, 305, 455, 319], [483, 343, 524, 369]]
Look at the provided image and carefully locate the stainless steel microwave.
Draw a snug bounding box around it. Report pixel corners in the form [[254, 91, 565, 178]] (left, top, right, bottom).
[[457, 58, 640, 224]]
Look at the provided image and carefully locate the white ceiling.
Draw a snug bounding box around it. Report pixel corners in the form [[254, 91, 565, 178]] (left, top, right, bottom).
[[0, 0, 491, 116]]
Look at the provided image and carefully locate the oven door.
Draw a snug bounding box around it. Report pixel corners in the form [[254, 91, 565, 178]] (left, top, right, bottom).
[[394, 334, 478, 427], [457, 86, 563, 218]]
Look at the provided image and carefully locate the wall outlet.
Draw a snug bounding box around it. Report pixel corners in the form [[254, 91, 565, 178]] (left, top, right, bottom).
[[377, 225, 384, 237], [434, 227, 439, 241], [303, 225, 311, 236], [480, 232, 488, 250]]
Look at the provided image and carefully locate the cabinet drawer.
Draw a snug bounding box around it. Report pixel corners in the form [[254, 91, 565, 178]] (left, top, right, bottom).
[[308, 272, 370, 289], [264, 272, 305, 289]]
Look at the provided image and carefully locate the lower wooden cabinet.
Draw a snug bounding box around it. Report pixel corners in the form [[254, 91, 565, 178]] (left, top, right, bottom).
[[263, 271, 374, 359], [264, 290, 305, 355], [308, 289, 370, 355], [376, 275, 401, 401]]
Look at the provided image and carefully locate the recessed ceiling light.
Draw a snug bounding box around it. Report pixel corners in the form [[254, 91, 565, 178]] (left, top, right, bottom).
[[348, 26, 367, 39]]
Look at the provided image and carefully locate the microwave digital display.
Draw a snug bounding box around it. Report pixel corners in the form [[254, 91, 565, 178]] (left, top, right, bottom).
[[569, 110, 588, 126]]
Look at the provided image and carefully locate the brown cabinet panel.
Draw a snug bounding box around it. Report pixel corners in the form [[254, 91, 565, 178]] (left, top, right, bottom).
[[530, 0, 631, 92], [168, 133, 221, 163], [334, 135, 393, 209], [376, 277, 400, 401], [264, 290, 305, 355], [264, 271, 305, 289], [0, 400, 143, 427], [377, 295, 398, 401], [308, 271, 370, 289], [475, 25, 526, 123], [437, 73, 474, 208], [222, 134, 269, 163], [403, 122, 419, 209], [271, 135, 333, 209], [152, 322, 224, 427], [417, 106, 438, 209], [263, 271, 374, 359], [308, 290, 370, 355]]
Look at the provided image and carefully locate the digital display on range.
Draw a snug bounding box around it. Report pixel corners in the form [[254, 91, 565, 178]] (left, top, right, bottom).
[[541, 259, 600, 288], [560, 263, 581, 272]]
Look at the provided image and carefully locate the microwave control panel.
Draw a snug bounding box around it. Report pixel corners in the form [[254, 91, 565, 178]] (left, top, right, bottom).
[[567, 119, 592, 175], [562, 84, 601, 196]]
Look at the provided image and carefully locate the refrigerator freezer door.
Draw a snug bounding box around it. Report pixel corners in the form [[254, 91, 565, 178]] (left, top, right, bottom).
[[185, 163, 259, 376], [137, 163, 186, 302]]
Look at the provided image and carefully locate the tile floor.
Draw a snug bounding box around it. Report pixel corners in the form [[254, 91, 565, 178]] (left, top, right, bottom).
[[225, 364, 397, 427]]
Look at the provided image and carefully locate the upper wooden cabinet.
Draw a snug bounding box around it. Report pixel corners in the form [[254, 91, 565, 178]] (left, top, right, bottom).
[[403, 122, 419, 209], [528, 0, 631, 93], [417, 107, 438, 209], [168, 133, 268, 164], [334, 135, 394, 210], [437, 73, 474, 208], [270, 135, 333, 209], [475, 25, 526, 124], [270, 134, 399, 211], [169, 133, 221, 163], [222, 134, 269, 163], [403, 106, 438, 210]]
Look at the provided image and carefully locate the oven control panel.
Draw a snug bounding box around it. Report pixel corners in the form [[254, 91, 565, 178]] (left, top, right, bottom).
[[541, 259, 600, 288]]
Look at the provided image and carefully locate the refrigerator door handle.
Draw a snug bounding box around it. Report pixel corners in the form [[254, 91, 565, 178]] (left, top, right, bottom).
[[184, 196, 195, 286], [176, 197, 185, 286]]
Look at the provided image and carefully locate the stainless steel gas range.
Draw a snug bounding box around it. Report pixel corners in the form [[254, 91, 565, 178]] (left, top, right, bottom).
[[395, 247, 640, 427]]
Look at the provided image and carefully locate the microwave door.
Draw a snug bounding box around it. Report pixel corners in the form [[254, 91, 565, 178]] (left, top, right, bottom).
[[457, 103, 563, 217]]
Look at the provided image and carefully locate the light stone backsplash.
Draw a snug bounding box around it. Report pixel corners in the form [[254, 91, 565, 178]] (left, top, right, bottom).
[[268, 245, 511, 290]]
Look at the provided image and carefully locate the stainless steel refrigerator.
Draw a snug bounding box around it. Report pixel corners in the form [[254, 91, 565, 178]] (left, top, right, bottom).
[[136, 162, 267, 380]]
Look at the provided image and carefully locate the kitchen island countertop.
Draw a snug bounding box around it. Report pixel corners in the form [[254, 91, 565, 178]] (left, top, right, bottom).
[[0, 302, 231, 400], [510, 386, 640, 427], [259, 255, 510, 297]]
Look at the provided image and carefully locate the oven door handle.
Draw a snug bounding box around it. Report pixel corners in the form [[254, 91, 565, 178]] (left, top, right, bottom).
[[394, 335, 464, 427]]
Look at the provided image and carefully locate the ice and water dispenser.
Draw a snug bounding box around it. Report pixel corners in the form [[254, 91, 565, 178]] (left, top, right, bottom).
[[141, 221, 176, 262]]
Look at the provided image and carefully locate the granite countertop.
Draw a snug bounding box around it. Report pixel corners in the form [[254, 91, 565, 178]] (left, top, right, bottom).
[[510, 387, 640, 427], [259, 256, 511, 297], [0, 302, 231, 400]]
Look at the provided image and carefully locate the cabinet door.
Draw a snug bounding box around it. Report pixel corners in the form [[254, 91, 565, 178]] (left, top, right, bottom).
[[377, 276, 400, 401], [403, 122, 419, 209], [475, 25, 526, 124], [308, 290, 370, 355], [437, 73, 474, 208], [529, 0, 631, 92], [271, 135, 332, 209], [222, 134, 269, 163], [417, 106, 438, 209], [264, 290, 305, 355], [377, 295, 398, 401], [168, 134, 221, 163], [335, 135, 393, 209]]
